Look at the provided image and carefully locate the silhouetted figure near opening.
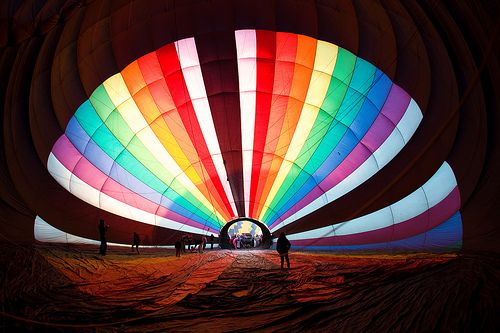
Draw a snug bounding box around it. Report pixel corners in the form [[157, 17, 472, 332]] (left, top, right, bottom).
[[193, 238, 202, 252], [98, 219, 109, 255], [175, 238, 182, 257], [202, 235, 207, 252], [132, 232, 140, 254], [210, 234, 214, 249], [181, 234, 187, 253], [276, 232, 291, 269]]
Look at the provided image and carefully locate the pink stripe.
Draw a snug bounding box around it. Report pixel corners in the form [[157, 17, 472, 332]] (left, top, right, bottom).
[[270, 85, 411, 228], [290, 187, 460, 247], [52, 136, 82, 172], [52, 137, 213, 230]]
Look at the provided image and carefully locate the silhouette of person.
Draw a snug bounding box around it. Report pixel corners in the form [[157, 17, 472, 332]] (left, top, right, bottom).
[[132, 232, 140, 254], [181, 234, 187, 253], [175, 238, 182, 257], [276, 232, 291, 269], [209, 234, 214, 249], [98, 219, 109, 255]]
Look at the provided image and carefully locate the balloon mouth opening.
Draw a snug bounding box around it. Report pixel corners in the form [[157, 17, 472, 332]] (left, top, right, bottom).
[[220, 217, 272, 249]]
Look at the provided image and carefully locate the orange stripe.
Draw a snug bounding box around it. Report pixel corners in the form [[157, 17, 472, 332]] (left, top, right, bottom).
[[255, 35, 317, 218]]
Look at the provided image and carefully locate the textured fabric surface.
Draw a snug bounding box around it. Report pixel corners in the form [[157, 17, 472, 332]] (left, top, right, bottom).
[[1, 245, 499, 332]]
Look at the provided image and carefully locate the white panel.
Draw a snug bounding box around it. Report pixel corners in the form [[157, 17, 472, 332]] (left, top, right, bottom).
[[286, 162, 459, 241], [422, 162, 457, 207], [175, 37, 199, 68], [326, 154, 380, 203], [176, 38, 237, 216], [373, 128, 405, 168], [236, 30, 257, 218], [391, 187, 428, 223], [49, 157, 210, 234], [35, 216, 101, 245], [235, 30, 257, 58], [240, 94, 256, 217], [34, 216, 177, 247], [181, 67, 206, 100], [334, 208, 393, 236], [47, 153, 71, 190], [68, 167, 102, 208], [237, 58, 257, 92], [398, 99, 422, 143]]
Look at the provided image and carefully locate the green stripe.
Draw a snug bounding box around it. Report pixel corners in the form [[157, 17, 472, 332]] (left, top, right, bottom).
[[76, 92, 223, 227], [263, 49, 371, 223]]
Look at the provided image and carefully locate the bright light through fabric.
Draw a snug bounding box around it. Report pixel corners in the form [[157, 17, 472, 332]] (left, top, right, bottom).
[[46, 29, 461, 250], [285, 162, 462, 251], [228, 221, 263, 237]]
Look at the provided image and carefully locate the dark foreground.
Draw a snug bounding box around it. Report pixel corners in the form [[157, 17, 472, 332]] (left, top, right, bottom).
[[0, 244, 499, 332]]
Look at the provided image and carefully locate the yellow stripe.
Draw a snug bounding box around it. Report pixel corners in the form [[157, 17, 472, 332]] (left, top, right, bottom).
[[103, 74, 227, 224], [259, 41, 338, 220]]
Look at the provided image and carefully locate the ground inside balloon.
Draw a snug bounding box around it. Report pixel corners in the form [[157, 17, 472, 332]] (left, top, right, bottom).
[[6, 244, 492, 332]]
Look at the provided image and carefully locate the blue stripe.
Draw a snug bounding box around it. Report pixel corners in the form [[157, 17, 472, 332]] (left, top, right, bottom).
[[65, 118, 221, 230], [289, 212, 462, 252]]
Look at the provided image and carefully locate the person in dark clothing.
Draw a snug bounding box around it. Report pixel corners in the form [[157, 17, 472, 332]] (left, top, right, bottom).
[[276, 232, 291, 269], [181, 234, 187, 253], [209, 234, 214, 249], [132, 232, 140, 254], [98, 219, 109, 255], [175, 238, 182, 257]]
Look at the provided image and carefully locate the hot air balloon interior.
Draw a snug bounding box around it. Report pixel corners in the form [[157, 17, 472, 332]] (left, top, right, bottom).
[[1, 1, 499, 331]]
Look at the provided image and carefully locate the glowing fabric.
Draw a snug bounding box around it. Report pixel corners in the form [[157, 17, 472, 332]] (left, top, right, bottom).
[[285, 162, 462, 251], [47, 29, 459, 251]]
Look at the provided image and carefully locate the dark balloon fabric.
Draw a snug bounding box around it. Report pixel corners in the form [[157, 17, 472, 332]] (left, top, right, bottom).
[[0, 0, 499, 252]]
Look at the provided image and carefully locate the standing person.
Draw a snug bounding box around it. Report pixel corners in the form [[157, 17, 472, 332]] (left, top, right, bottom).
[[175, 238, 182, 257], [209, 234, 214, 249], [98, 219, 109, 255], [131, 232, 140, 254], [236, 234, 241, 249], [181, 234, 187, 253], [202, 235, 207, 252], [276, 232, 291, 269]]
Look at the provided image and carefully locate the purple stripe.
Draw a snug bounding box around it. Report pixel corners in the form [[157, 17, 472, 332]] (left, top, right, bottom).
[[52, 137, 219, 233], [270, 85, 412, 229], [290, 187, 460, 247]]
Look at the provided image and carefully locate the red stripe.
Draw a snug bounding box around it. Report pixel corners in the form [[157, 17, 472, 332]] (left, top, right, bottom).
[[156, 43, 235, 217], [252, 32, 298, 218], [249, 30, 276, 217]]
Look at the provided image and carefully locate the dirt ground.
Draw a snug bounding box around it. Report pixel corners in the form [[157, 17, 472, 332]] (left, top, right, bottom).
[[0, 244, 498, 332]]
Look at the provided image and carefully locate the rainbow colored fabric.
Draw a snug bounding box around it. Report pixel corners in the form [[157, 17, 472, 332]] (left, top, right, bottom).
[[47, 30, 461, 250]]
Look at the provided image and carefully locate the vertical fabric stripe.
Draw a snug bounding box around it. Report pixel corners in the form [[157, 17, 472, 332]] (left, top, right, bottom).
[[236, 30, 257, 217]]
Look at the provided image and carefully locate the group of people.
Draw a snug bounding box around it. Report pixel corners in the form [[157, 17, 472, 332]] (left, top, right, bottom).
[[98, 219, 292, 269], [229, 233, 263, 249], [174, 233, 215, 257]]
